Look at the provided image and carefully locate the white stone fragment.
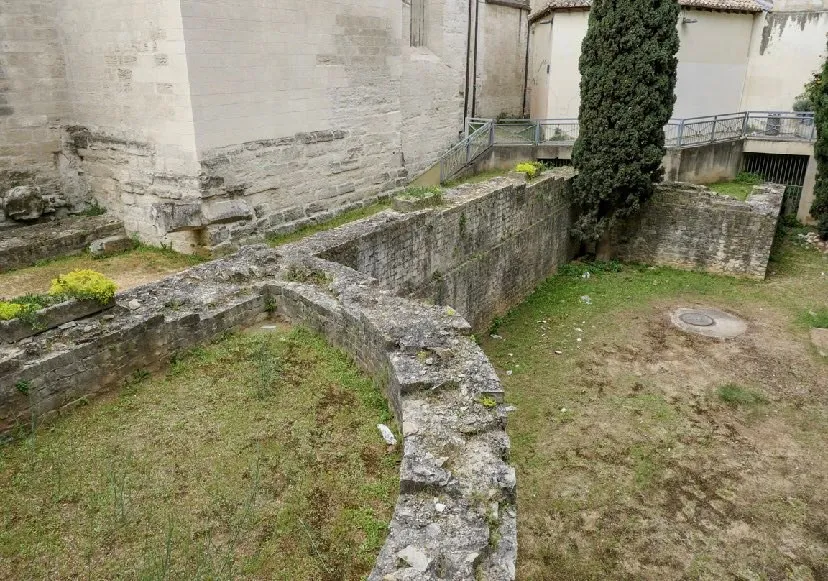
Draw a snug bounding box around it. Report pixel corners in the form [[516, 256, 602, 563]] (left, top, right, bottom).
[[377, 424, 397, 446], [435, 502, 446, 513], [396, 545, 431, 572]]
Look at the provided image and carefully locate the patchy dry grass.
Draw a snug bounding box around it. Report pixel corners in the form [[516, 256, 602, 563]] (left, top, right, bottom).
[[0, 245, 203, 299], [0, 326, 399, 580], [482, 230, 828, 580]]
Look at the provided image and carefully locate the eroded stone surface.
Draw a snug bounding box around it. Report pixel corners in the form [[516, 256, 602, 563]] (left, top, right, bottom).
[[3, 186, 46, 221]]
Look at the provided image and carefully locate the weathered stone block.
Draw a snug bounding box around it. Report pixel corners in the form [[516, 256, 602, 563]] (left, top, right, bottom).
[[3, 186, 45, 221], [150, 202, 203, 233], [0, 299, 114, 344], [202, 200, 254, 225], [89, 235, 138, 257]]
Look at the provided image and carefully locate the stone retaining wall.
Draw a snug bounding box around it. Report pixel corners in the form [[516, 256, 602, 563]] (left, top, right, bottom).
[[0, 214, 125, 273], [611, 183, 784, 279], [321, 170, 576, 330]]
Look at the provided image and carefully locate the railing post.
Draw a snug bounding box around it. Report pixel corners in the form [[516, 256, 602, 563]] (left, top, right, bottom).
[[811, 120, 817, 141], [466, 136, 471, 164], [677, 120, 684, 147], [489, 121, 495, 146], [742, 111, 749, 138], [710, 115, 717, 143], [534, 120, 541, 145]]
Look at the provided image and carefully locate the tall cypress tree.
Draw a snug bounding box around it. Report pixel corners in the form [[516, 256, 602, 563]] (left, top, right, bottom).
[[572, 0, 680, 254], [811, 44, 828, 239]]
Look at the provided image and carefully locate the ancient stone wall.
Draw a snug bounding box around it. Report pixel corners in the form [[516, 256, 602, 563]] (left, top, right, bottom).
[[611, 183, 784, 279], [0, 0, 69, 206], [321, 171, 576, 330], [0, 215, 125, 273]]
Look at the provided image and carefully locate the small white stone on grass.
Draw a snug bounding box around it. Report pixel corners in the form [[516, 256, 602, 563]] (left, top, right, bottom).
[[580, 295, 592, 305], [377, 424, 397, 446]]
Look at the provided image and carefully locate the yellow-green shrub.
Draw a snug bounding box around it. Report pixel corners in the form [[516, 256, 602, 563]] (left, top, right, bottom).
[[514, 161, 544, 179], [49, 269, 117, 304], [0, 302, 24, 321]]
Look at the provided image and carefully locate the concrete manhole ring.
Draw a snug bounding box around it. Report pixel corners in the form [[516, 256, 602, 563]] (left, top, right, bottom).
[[670, 307, 747, 339]]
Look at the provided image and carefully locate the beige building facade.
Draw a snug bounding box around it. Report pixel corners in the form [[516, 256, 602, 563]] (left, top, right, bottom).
[[1, 0, 530, 252], [528, 0, 828, 120]]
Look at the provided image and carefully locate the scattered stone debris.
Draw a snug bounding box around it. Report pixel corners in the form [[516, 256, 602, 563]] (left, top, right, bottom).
[[798, 231, 828, 254], [580, 295, 592, 305]]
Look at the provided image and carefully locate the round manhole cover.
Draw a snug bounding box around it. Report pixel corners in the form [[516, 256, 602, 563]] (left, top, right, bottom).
[[679, 312, 715, 327], [670, 307, 747, 339]]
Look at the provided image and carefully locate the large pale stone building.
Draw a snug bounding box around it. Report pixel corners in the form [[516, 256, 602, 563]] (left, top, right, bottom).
[[0, 0, 529, 252], [528, 0, 828, 119]]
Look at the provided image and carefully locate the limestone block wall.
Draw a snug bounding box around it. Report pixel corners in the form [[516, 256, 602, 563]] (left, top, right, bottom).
[[58, 0, 202, 250], [473, 1, 531, 118], [400, 0, 469, 178], [612, 183, 784, 279], [0, 0, 68, 199], [322, 171, 576, 330]]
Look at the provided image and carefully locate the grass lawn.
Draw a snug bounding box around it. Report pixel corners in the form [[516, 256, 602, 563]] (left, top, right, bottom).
[[482, 230, 828, 580], [0, 326, 399, 580], [0, 245, 204, 299], [704, 172, 764, 201]]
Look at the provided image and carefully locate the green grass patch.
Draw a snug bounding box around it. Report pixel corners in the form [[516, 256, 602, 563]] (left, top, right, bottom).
[[443, 169, 509, 188], [267, 201, 390, 246], [717, 383, 768, 407], [0, 327, 399, 580], [802, 307, 828, 328], [705, 172, 763, 201]]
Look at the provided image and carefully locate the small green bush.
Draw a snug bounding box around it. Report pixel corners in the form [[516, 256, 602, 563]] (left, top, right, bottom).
[[0, 302, 24, 321], [49, 269, 117, 304], [514, 161, 544, 180]]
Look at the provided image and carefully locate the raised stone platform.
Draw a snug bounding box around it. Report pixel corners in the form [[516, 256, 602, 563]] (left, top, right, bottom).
[[0, 214, 126, 273]]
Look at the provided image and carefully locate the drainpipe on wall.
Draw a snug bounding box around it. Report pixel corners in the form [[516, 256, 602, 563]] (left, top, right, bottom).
[[471, 0, 480, 119]]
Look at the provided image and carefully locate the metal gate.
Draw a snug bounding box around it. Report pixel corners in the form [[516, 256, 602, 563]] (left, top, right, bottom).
[[741, 153, 809, 216]]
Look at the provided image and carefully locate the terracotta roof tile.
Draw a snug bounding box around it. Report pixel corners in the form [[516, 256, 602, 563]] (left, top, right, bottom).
[[531, 0, 765, 22]]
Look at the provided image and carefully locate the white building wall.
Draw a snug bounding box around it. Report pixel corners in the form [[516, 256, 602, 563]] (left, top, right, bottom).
[[474, 2, 530, 118], [674, 10, 756, 118], [528, 17, 553, 119], [401, 0, 469, 177], [531, 8, 762, 120], [58, 0, 201, 247], [741, 5, 828, 111], [0, 0, 69, 198]]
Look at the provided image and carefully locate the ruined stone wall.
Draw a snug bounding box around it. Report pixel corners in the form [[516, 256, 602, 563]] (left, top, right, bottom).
[[322, 171, 576, 330], [612, 183, 784, 279], [0, 0, 68, 201], [58, 0, 202, 251]]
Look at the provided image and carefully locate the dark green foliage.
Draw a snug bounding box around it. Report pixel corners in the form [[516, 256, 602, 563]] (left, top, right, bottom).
[[572, 0, 680, 242], [811, 44, 828, 239]]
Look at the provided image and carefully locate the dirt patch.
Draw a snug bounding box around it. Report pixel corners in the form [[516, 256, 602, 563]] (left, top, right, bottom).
[[0, 247, 202, 299], [483, 241, 828, 580]]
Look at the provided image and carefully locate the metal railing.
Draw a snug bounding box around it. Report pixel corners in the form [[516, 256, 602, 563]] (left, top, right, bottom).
[[438, 111, 814, 184], [439, 119, 494, 183], [468, 111, 815, 148]]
